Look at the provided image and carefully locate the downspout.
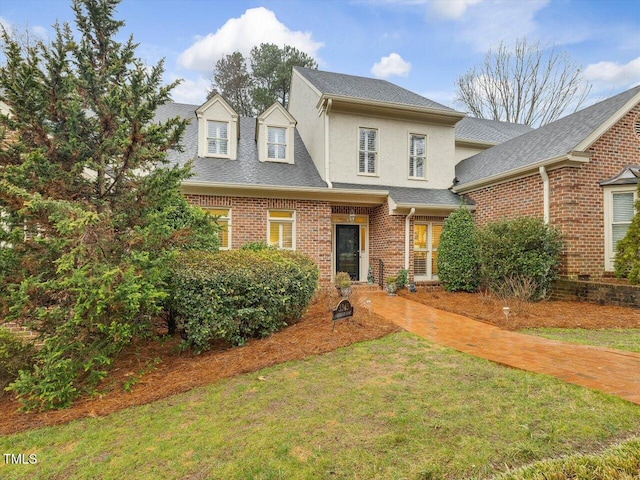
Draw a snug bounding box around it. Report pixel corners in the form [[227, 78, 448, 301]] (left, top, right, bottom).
[[404, 208, 416, 270], [539, 166, 550, 224], [324, 98, 333, 188]]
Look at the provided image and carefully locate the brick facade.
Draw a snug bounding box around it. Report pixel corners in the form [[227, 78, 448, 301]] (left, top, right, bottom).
[[468, 104, 640, 279], [184, 194, 333, 284], [183, 194, 448, 287]]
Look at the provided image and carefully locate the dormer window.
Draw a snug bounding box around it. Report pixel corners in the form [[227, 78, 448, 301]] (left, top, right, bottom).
[[207, 121, 228, 156], [267, 127, 287, 160], [257, 103, 297, 164], [196, 94, 239, 159]]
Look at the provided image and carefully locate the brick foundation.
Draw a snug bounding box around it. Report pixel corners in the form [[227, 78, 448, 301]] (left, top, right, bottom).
[[550, 279, 640, 308]]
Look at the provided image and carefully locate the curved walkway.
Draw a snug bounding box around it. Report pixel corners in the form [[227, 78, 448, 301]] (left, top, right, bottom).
[[368, 292, 640, 405]]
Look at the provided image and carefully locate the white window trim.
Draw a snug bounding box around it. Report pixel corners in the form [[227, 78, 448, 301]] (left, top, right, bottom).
[[205, 120, 231, 159], [414, 222, 441, 280], [358, 127, 379, 177], [604, 185, 638, 271], [267, 210, 296, 250], [266, 125, 289, 163], [408, 133, 427, 180]]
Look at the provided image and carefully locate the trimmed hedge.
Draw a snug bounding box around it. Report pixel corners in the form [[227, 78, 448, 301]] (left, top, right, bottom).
[[614, 184, 640, 284], [477, 217, 563, 300], [437, 207, 480, 292], [169, 249, 319, 352]]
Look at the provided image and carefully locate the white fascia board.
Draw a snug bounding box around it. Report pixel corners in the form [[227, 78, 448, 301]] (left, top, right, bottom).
[[452, 152, 591, 194], [315, 94, 466, 121], [575, 92, 640, 152], [181, 181, 389, 204]]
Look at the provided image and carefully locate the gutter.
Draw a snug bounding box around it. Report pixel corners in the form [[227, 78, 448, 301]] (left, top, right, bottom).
[[404, 208, 415, 271], [539, 166, 550, 224], [452, 151, 591, 194]]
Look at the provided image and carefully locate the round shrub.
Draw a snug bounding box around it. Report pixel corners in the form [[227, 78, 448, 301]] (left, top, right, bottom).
[[169, 249, 319, 352], [477, 217, 563, 300], [437, 207, 480, 292]]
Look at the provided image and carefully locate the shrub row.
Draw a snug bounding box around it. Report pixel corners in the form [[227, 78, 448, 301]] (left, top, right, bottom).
[[0, 328, 35, 397], [169, 248, 319, 352], [438, 212, 563, 301]]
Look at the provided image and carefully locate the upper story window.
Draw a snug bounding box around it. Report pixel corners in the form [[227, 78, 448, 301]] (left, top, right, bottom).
[[409, 134, 426, 179], [257, 103, 296, 164], [268, 210, 295, 250], [207, 121, 228, 156], [267, 127, 287, 160], [196, 94, 238, 159], [204, 207, 231, 250], [358, 128, 377, 175]]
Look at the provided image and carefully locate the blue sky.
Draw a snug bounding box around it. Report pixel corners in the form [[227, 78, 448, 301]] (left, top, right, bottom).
[[1, 0, 639, 111]]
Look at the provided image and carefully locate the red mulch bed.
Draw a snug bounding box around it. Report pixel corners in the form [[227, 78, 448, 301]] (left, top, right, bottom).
[[2, 287, 638, 435], [0, 291, 399, 435]]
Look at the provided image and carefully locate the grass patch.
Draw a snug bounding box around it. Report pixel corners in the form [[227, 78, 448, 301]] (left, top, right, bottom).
[[493, 437, 640, 479], [522, 328, 640, 353], [1, 332, 639, 479]]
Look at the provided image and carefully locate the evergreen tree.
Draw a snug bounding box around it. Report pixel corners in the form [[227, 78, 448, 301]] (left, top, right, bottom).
[[0, 0, 217, 410], [208, 51, 254, 116], [250, 43, 317, 112], [437, 207, 480, 292], [614, 182, 640, 284]]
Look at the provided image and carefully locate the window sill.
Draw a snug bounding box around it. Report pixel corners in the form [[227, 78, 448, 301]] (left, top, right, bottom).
[[357, 172, 379, 177]]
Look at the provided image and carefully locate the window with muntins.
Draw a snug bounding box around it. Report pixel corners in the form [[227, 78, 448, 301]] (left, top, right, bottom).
[[414, 223, 442, 279], [204, 208, 231, 249], [409, 134, 426, 179], [267, 127, 287, 160], [612, 192, 635, 251], [268, 210, 295, 250], [207, 121, 228, 156], [359, 128, 377, 175]]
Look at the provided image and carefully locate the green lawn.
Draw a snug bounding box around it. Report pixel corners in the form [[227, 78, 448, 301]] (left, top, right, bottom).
[[522, 328, 640, 353], [1, 332, 639, 480]]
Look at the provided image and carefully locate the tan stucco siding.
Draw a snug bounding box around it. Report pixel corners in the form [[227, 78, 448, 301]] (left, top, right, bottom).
[[288, 74, 325, 179], [455, 145, 486, 163], [328, 112, 457, 189]]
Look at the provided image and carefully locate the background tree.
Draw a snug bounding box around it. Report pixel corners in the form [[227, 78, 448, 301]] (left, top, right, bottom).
[[208, 44, 317, 116], [208, 51, 254, 116], [0, 0, 218, 410], [250, 44, 317, 112], [455, 38, 591, 127]]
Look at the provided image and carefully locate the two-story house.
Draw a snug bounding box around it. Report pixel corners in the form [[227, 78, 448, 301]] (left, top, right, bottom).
[[156, 67, 530, 286], [157, 67, 639, 286]]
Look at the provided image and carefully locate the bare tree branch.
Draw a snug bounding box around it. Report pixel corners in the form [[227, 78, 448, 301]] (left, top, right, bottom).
[[455, 38, 592, 127]]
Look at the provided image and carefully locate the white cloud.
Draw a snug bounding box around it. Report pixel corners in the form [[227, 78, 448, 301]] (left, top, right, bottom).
[[584, 57, 640, 90], [428, 0, 483, 19], [169, 75, 210, 105], [371, 53, 411, 78], [178, 7, 323, 72], [447, 0, 550, 52]]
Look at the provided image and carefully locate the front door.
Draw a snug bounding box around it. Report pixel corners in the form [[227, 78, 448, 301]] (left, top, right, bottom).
[[336, 225, 360, 280]]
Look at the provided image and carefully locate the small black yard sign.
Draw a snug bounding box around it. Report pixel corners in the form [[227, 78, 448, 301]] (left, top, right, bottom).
[[332, 299, 354, 331]]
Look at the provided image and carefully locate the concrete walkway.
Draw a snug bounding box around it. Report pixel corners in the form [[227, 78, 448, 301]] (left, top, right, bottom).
[[368, 292, 640, 405]]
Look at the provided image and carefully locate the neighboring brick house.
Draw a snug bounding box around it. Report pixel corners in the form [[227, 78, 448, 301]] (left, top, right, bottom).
[[453, 86, 640, 279], [158, 67, 638, 285]]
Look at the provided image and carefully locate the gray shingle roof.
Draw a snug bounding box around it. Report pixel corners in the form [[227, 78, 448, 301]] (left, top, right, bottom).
[[332, 183, 470, 207], [294, 67, 457, 112], [455, 85, 640, 187], [455, 117, 533, 144], [154, 103, 326, 188]]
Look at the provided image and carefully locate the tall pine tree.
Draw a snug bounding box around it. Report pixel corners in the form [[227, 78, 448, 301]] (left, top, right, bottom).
[[0, 0, 217, 410]]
